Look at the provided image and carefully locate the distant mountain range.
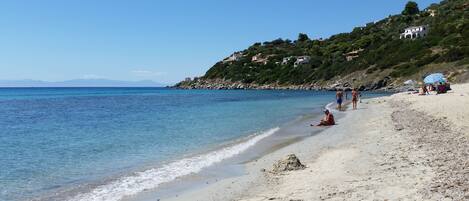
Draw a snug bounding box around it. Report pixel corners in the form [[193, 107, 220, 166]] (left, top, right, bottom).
[[0, 79, 166, 87]]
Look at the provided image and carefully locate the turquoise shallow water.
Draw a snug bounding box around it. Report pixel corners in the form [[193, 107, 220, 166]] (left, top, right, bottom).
[[0, 88, 383, 201]]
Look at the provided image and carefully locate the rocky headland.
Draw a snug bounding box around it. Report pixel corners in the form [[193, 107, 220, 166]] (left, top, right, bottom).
[[173, 77, 397, 91]]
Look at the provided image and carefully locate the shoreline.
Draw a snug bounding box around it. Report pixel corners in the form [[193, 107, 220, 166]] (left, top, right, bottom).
[[154, 83, 469, 201], [127, 109, 332, 201], [131, 99, 360, 201], [137, 101, 352, 201]]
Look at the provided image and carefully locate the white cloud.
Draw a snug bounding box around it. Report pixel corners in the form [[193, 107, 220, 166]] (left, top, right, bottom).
[[131, 70, 166, 77]]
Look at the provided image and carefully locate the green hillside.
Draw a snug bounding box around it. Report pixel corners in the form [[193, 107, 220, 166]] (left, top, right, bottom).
[[177, 0, 469, 90]]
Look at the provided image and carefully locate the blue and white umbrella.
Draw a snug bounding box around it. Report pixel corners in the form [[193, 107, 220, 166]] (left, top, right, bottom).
[[424, 73, 445, 84]]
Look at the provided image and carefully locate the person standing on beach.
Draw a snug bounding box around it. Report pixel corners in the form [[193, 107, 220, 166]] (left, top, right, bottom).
[[352, 88, 359, 110], [336, 89, 344, 111]]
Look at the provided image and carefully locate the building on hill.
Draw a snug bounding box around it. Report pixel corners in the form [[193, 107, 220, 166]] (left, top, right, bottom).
[[425, 8, 437, 17], [251, 53, 262, 62], [279, 56, 311, 67], [281, 56, 295, 65], [294, 56, 310, 67], [344, 49, 364, 61], [223, 52, 243, 63], [252, 53, 273, 65], [400, 25, 428, 39]]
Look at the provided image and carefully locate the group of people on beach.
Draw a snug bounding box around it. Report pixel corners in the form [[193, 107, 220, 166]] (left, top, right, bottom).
[[418, 82, 451, 95], [313, 88, 361, 127], [335, 88, 360, 111]]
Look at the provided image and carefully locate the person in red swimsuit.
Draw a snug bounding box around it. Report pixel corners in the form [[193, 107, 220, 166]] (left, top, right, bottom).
[[352, 88, 360, 110]]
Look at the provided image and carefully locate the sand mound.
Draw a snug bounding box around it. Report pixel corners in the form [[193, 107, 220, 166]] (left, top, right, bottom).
[[272, 154, 305, 172]]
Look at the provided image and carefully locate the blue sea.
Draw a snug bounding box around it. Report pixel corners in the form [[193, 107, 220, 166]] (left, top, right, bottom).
[[0, 88, 383, 201]]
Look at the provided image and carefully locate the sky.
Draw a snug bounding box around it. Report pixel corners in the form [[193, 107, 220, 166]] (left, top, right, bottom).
[[0, 0, 440, 85]]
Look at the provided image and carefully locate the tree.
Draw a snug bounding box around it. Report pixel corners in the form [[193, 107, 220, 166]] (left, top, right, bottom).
[[271, 38, 285, 45], [297, 33, 310, 42], [402, 1, 419, 15]]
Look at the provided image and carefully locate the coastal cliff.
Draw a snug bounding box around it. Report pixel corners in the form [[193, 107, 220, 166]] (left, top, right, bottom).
[[175, 0, 469, 91]]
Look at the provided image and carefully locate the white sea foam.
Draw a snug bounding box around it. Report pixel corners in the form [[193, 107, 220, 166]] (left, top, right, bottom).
[[69, 127, 280, 201], [325, 102, 335, 112]]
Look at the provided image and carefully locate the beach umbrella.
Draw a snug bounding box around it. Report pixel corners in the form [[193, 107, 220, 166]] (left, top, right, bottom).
[[423, 73, 445, 84]]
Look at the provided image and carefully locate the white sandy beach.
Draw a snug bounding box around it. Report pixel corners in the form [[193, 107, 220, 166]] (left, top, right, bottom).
[[158, 84, 469, 201]]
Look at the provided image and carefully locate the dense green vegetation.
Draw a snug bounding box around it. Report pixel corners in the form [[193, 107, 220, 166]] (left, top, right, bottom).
[[402, 1, 421, 15], [198, 0, 469, 86]]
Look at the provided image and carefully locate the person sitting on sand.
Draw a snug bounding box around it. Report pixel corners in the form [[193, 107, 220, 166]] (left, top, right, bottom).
[[312, 109, 335, 126], [418, 85, 428, 95], [352, 88, 359, 109], [427, 84, 434, 92], [437, 82, 447, 94], [336, 89, 344, 111]]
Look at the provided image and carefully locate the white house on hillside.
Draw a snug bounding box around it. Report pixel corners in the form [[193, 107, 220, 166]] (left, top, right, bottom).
[[252, 53, 274, 65], [426, 9, 436, 17], [281, 56, 294, 65], [294, 56, 310, 67], [223, 52, 243, 63], [251, 53, 262, 62], [400, 25, 428, 39]]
